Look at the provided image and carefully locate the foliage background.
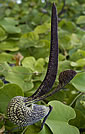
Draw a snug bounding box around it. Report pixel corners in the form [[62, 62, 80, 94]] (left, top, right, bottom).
[[0, 0, 85, 133]]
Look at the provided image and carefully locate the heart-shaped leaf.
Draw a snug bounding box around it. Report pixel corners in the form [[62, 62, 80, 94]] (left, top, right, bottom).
[[45, 101, 79, 134]]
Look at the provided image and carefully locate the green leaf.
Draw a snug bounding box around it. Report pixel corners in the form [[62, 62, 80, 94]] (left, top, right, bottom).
[[34, 23, 50, 34], [59, 20, 77, 33], [22, 57, 36, 71], [0, 83, 24, 113], [0, 40, 19, 51], [22, 57, 45, 72], [70, 109, 85, 128], [70, 33, 81, 47], [70, 49, 85, 61], [4, 25, 21, 34], [71, 58, 85, 67], [0, 27, 7, 41], [0, 62, 33, 92], [76, 16, 85, 24], [38, 40, 50, 48], [66, 0, 74, 5], [0, 53, 13, 63], [71, 72, 85, 92], [35, 58, 45, 72], [70, 62, 78, 67], [46, 101, 79, 134], [0, 18, 18, 25], [58, 60, 71, 74], [30, 41, 50, 59], [0, 18, 21, 34], [59, 30, 72, 50], [59, 53, 65, 61], [19, 32, 40, 48], [76, 58, 85, 67]]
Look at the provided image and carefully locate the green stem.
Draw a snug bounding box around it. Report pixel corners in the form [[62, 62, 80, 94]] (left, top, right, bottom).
[[21, 126, 28, 134], [69, 92, 83, 107]]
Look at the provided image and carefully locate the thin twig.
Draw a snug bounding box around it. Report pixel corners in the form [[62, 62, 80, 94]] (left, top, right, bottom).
[[58, 0, 66, 17]]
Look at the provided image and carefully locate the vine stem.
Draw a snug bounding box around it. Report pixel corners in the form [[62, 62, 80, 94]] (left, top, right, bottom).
[[21, 126, 28, 134], [69, 92, 83, 107]]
